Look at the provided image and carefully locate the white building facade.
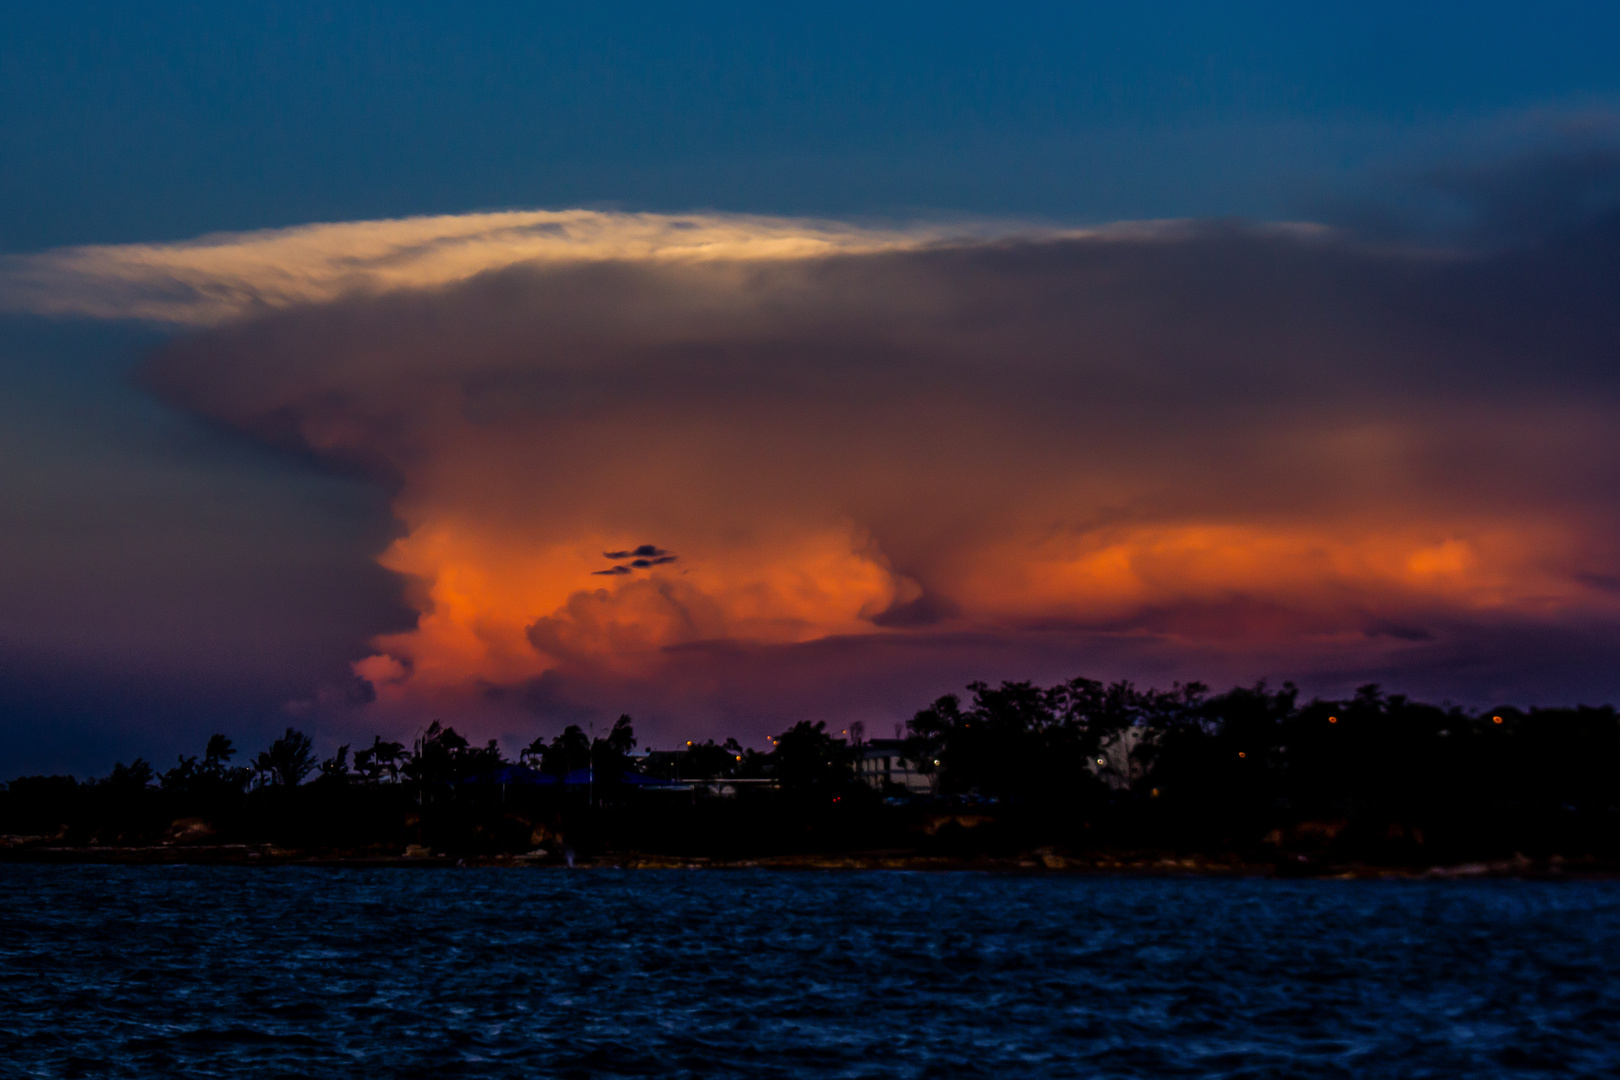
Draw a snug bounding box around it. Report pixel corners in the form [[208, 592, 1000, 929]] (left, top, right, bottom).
[[854, 738, 933, 795]]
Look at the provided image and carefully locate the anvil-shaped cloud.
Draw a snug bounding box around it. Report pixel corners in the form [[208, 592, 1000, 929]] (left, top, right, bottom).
[[9, 205, 1620, 739]]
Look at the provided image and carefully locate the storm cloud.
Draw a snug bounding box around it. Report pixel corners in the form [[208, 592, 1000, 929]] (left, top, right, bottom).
[[8, 197, 1620, 745]]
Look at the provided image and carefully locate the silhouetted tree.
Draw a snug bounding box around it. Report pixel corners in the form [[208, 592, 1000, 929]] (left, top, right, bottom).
[[603, 714, 636, 756], [770, 721, 853, 792], [353, 736, 405, 782], [254, 728, 317, 788], [316, 744, 352, 784], [101, 759, 155, 792], [402, 721, 504, 794], [159, 734, 252, 798], [538, 725, 592, 776], [590, 715, 638, 785], [160, 755, 202, 792], [680, 739, 741, 781], [204, 734, 233, 764]]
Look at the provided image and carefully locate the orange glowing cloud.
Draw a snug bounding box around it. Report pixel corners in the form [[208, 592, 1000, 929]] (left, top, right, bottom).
[[14, 209, 1620, 735]]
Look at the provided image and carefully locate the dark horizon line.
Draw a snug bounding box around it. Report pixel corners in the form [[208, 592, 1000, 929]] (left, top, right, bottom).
[[8, 674, 1616, 788]]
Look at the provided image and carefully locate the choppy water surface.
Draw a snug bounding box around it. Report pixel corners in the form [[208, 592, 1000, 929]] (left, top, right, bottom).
[[3, 868, 1620, 1078]]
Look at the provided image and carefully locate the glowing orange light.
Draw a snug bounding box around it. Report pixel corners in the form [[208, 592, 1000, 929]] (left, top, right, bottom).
[[342, 471, 1595, 724], [1328, 716, 1338, 724], [1493, 716, 1503, 724], [1238, 751, 1247, 758]]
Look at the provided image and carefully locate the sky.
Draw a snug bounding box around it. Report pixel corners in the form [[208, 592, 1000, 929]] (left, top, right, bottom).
[[4, 3, 1620, 775]]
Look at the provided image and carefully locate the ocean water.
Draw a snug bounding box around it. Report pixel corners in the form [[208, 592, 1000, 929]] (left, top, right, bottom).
[[2, 868, 1619, 1078]]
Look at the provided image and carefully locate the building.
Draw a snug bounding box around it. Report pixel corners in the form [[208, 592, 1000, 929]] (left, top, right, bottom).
[[854, 738, 932, 795], [1085, 726, 1150, 790]]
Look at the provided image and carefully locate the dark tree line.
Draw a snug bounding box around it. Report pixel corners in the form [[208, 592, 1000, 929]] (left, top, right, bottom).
[[901, 678, 1620, 861], [3, 677, 1619, 864]]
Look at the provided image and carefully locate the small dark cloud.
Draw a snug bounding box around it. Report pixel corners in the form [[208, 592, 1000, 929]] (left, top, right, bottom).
[[600, 545, 677, 573], [605, 544, 671, 560]]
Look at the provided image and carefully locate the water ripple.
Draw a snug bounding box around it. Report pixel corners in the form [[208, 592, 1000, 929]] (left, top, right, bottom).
[[2, 868, 1618, 1077]]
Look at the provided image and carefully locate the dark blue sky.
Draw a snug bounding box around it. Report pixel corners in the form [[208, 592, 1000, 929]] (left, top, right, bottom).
[[5, 2, 1620, 250], [4, 2, 1620, 776]]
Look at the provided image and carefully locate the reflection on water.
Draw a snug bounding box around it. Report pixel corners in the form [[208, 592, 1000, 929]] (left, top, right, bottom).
[[3, 867, 1619, 1077]]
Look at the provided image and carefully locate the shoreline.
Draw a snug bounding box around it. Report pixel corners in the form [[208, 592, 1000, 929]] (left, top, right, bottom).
[[2, 843, 1613, 879]]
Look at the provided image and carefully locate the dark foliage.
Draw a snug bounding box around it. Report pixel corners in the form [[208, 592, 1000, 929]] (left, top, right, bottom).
[[902, 678, 1620, 863], [4, 683, 1620, 865], [771, 721, 855, 794], [161, 734, 252, 796], [401, 721, 504, 794], [352, 736, 405, 783], [253, 728, 318, 788]]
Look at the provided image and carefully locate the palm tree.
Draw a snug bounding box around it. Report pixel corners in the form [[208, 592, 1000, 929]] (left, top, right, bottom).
[[540, 725, 592, 776], [317, 744, 352, 783], [354, 736, 405, 782], [253, 728, 317, 788], [102, 758, 155, 792], [203, 734, 236, 771]]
